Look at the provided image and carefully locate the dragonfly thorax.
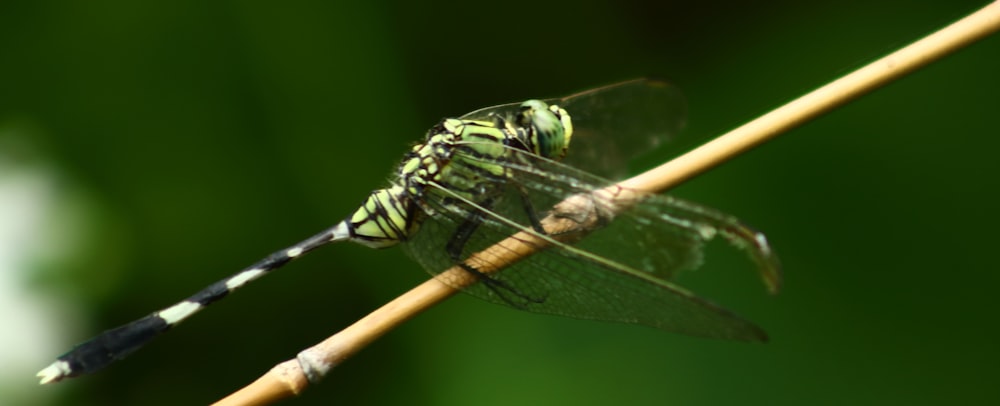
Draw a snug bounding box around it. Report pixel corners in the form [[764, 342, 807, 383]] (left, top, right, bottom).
[[345, 100, 574, 249]]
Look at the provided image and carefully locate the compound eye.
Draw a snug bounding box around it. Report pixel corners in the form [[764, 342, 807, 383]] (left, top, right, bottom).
[[516, 100, 549, 128], [515, 99, 567, 159]]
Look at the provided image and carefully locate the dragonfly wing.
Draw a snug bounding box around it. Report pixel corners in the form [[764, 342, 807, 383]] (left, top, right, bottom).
[[556, 79, 687, 179], [477, 143, 781, 287], [401, 143, 778, 340], [459, 79, 687, 180]]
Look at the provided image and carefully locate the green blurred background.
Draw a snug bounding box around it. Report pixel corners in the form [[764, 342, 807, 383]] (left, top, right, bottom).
[[2, 1, 998, 405]]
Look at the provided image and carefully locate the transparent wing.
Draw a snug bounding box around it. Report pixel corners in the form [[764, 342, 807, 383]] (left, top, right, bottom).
[[459, 79, 687, 180], [401, 143, 780, 341], [497, 146, 781, 289]]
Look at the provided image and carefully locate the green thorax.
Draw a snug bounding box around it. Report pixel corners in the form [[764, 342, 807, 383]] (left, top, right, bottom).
[[346, 99, 574, 248]]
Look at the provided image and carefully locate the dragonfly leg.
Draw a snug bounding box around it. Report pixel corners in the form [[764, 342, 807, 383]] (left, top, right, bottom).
[[516, 185, 547, 234], [457, 262, 545, 309], [445, 207, 545, 307], [445, 207, 486, 261]]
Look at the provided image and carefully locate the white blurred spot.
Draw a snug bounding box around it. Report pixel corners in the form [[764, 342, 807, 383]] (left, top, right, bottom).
[[0, 125, 95, 403]]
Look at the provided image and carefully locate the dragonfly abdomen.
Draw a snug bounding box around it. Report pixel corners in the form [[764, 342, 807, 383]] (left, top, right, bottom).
[[346, 185, 421, 248]]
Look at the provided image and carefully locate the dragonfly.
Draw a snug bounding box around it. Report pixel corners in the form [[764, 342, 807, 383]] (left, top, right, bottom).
[[38, 79, 781, 384]]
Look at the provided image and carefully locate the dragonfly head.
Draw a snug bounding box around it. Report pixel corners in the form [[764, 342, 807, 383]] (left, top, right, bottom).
[[516, 100, 574, 161]]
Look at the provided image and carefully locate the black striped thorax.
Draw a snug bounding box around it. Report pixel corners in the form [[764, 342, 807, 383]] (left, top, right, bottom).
[[346, 117, 520, 249], [399, 117, 517, 205], [347, 99, 573, 249]]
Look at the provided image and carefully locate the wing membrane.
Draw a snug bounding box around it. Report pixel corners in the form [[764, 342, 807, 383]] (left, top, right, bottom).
[[401, 143, 779, 340], [459, 79, 687, 179]]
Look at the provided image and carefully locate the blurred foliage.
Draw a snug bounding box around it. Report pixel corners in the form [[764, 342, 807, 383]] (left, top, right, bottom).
[[1, 1, 998, 405]]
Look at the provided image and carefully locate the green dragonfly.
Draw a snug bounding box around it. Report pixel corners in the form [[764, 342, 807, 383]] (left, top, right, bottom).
[[38, 79, 781, 384]]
